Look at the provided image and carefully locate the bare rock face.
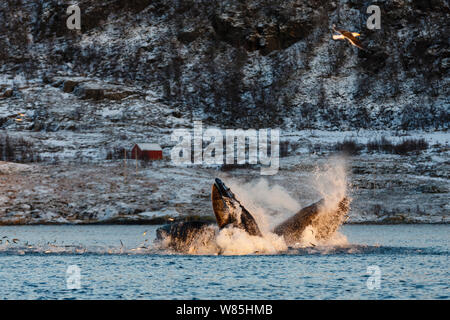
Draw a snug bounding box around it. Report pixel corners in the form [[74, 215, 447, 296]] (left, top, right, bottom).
[[0, 161, 33, 174], [210, 3, 313, 55], [73, 83, 105, 101], [50, 77, 139, 100], [0, 0, 448, 130], [72, 82, 138, 101], [62, 79, 82, 93], [1, 88, 13, 98], [0, 85, 14, 98]]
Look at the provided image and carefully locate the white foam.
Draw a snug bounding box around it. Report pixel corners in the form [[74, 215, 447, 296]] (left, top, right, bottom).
[[215, 227, 287, 255]]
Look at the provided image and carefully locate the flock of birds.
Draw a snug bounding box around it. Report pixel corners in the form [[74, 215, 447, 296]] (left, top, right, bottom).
[[0, 236, 20, 245], [0, 231, 154, 255]]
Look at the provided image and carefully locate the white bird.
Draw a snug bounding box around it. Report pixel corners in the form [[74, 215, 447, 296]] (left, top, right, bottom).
[[332, 24, 365, 50]]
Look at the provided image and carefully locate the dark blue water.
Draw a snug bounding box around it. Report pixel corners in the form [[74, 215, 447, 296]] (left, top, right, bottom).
[[0, 224, 448, 299]]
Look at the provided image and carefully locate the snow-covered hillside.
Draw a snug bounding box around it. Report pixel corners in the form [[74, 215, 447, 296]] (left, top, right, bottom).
[[0, 1, 448, 224], [0, 0, 448, 130]]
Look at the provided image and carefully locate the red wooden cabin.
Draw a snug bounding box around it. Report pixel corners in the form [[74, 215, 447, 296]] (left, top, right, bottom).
[[131, 143, 163, 160]]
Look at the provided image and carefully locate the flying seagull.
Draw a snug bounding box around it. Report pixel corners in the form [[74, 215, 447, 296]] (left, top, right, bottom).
[[332, 24, 364, 50]]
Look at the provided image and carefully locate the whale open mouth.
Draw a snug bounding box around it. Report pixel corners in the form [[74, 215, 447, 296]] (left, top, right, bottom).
[[213, 178, 234, 199], [212, 178, 262, 237], [156, 178, 351, 253]]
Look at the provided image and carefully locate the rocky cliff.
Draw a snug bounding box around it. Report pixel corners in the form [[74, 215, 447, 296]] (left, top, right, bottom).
[[0, 0, 448, 130]]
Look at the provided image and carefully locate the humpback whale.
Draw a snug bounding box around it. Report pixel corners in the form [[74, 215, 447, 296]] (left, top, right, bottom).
[[155, 178, 350, 252]]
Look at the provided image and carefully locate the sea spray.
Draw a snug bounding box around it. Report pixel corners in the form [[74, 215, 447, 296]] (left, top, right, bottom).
[[312, 156, 349, 210], [227, 179, 301, 231], [308, 157, 351, 242], [222, 157, 351, 251], [297, 225, 349, 248], [155, 157, 351, 254], [215, 227, 287, 255]]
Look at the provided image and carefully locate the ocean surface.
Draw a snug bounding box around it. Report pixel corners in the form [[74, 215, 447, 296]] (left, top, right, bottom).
[[0, 224, 448, 300]]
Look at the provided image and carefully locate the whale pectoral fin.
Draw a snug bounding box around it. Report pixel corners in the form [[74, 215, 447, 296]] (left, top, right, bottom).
[[273, 199, 325, 245], [273, 197, 350, 245]]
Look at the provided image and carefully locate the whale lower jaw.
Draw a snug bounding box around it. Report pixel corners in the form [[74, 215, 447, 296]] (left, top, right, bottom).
[[211, 178, 262, 237]]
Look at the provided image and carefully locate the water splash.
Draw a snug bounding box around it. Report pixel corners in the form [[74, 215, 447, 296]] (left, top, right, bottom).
[[312, 156, 349, 211], [0, 159, 352, 256], [215, 227, 287, 255], [155, 158, 351, 255], [227, 179, 301, 232]]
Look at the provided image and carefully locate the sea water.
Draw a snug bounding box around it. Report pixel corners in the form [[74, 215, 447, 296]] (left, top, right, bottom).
[[0, 224, 448, 299]]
